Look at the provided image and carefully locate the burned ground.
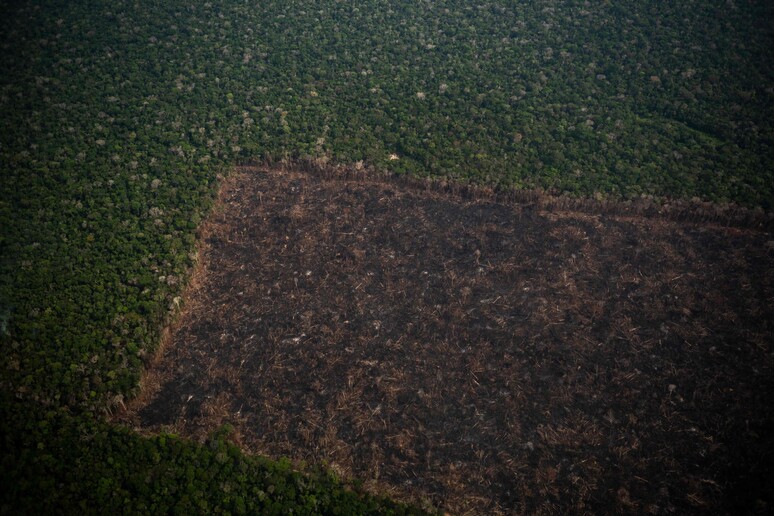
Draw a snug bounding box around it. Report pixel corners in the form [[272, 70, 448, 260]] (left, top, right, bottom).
[[119, 167, 774, 514]]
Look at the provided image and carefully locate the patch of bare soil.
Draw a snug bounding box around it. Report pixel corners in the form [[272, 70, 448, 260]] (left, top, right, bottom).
[[118, 167, 774, 514]]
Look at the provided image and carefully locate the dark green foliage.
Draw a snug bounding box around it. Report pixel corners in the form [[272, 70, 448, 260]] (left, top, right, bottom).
[[0, 0, 771, 513], [0, 392, 422, 515]]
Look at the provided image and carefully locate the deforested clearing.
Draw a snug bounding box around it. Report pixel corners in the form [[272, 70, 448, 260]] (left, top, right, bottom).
[[119, 167, 773, 514]]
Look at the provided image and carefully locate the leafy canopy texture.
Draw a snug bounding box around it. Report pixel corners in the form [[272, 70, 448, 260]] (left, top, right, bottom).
[[0, 0, 771, 513]]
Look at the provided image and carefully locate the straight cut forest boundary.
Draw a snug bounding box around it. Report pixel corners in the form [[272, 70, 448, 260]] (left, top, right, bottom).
[[118, 165, 774, 514], [245, 159, 774, 231]]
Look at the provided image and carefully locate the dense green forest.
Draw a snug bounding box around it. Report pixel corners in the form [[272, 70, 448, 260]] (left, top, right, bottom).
[[1, 0, 772, 512]]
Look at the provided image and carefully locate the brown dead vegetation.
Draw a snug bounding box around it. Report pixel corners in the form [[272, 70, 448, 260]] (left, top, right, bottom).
[[117, 165, 773, 514]]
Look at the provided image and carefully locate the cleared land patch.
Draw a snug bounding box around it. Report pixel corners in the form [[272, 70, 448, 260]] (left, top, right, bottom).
[[119, 167, 773, 514]]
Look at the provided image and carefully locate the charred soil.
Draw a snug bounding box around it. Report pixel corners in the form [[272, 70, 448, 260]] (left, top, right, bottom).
[[118, 167, 774, 514]]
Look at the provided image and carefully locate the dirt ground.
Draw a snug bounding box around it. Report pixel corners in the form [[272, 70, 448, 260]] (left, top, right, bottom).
[[118, 166, 774, 514]]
